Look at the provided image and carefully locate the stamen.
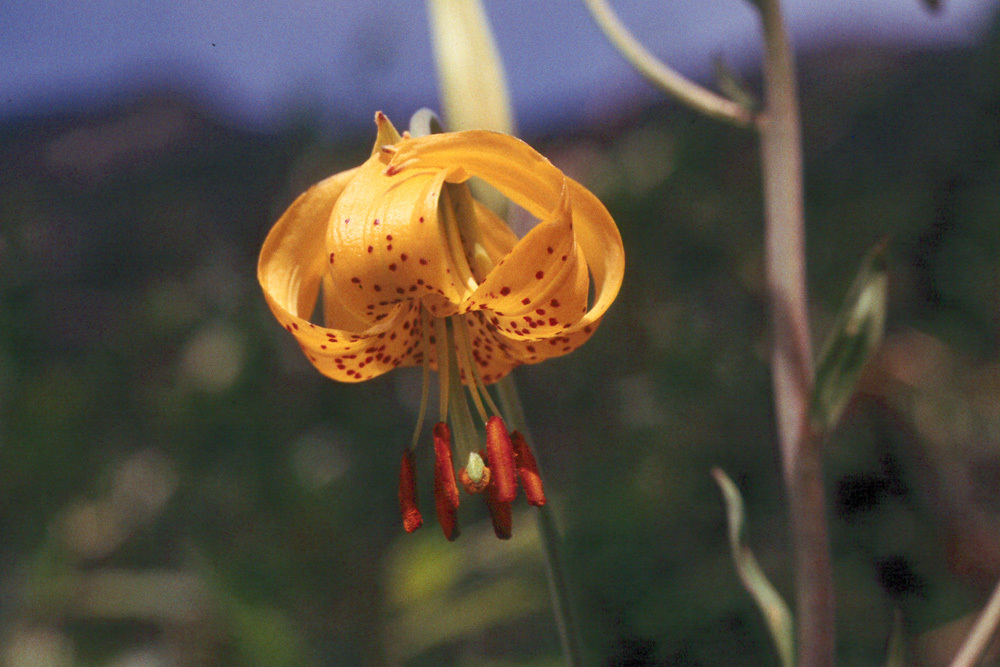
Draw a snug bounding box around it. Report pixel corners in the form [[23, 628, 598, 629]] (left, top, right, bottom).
[[451, 316, 489, 423], [445, 181, 496, 281], [485, 416, 518, 503], [398, 449, 422, 532], [484, 465, 513, 540], [383, 156, 418, 176], [433, 317, 450, 423], [409, 307, 433, 450], [441, 318, 479, 461], [432, 422, 460, 541], [458, 315, 502, 417], [511, 431, 546, 506], [440, 186, 479, 294]]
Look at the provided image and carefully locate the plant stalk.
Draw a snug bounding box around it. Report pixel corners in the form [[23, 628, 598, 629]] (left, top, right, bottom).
[[496, 376, 583, 667], [756, 0, 834, 665], [582, 0, 754, 127], [949, 576, 1000, 667]]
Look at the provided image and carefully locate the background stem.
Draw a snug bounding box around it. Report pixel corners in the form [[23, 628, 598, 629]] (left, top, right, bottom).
[[582, 0, 754, 127], [497, 376, 584, 667], [756, 0, 834, 665], [949, 576, 1000, 667]]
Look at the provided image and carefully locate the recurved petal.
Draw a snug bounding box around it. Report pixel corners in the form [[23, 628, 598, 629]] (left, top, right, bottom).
[[456, 312, 599, 383], [259, 167, 358, 320], [469, 199, 519, 268], [385, 131, 566, 219], [259, 173, 436, 382], [327, 160, 468, 325], [469, 216, 591, 339], [564, 177, 626, 329], [387, 131, 624, 333], [476, 178, 623, 334]]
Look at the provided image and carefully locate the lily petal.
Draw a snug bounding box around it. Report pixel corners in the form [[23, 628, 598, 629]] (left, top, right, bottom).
[[386, 131, 624, 332], [258, 170, 439, 382]]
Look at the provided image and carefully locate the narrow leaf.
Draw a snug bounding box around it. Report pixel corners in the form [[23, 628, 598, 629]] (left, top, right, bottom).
[[712, 467, 795, 667], [885, 610, 906, 667], [426, 0, 513, 216], [811, 239, 889, 432], [426, 0, 514, 135]]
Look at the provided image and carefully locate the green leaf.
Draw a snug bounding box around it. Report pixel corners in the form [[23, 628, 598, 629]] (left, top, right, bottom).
[[713, 56, 758, 112], [811, 239, 889, 432], [712, 467, 795, 667]]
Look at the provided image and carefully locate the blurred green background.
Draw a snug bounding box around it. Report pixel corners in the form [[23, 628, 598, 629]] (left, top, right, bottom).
[[2, 11, 999, 666]]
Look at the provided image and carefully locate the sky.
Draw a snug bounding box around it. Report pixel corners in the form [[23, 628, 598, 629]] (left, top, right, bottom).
[[1, 0, 996, 133]]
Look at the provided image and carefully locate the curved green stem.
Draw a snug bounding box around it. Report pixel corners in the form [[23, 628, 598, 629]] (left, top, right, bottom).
[[582, 0, 755, 128], [496, 376, 584, 667]]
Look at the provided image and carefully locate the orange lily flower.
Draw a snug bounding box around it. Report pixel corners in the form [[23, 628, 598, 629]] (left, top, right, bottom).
[[258, 112, 624, 539]]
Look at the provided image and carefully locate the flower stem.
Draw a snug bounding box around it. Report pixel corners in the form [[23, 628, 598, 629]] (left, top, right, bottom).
[[496, 376, 584, 667], [581, 0, 755, 128], [756, 0, 834, 664], [949, 576, 1000, 667]]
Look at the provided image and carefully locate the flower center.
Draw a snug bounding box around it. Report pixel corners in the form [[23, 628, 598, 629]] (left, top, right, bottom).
[[398, 305, 545, 540]]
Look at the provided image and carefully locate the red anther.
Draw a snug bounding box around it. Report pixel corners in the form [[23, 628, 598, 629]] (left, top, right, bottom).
[[485, 479, 513, 540], [398, 449, 422, 532], [485, 416, 517, 503], [458, 465, 491, 494], [432, 422, 460, 541], [511, 431, 546, 506]]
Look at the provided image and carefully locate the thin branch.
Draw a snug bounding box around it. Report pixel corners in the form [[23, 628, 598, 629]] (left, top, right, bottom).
[[582, 0, 756, 128], [949, 577, 1000, 667]]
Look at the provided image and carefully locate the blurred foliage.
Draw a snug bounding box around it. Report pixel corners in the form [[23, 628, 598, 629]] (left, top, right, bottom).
[[2, 11, 1000, 666]]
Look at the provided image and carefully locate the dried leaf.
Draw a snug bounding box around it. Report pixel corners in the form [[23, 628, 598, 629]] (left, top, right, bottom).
[[712, 467, 795, 667]]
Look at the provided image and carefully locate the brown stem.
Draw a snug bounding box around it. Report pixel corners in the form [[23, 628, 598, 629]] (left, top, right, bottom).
[[756, 0, 835, 664]]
